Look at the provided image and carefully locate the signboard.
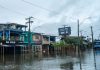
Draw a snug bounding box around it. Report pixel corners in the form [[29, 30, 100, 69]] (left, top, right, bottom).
[[58, 27, 71, 35]]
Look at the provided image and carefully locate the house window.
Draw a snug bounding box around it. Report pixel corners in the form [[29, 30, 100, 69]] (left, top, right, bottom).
[[44, 37, 49, 41], [11, 25, 16, 29], [32, 35, 40, 41], [0, 26, 3, 30], [35, 35, 40, 39]]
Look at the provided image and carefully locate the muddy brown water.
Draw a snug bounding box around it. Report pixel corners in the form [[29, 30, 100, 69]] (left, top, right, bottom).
[[0, 49, 99, 70]]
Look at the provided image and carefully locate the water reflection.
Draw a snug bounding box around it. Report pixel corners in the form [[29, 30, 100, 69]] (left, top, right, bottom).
[[94, 49, 100, 70], [0, 49, 99, 70], [60, 62, 73, 70]]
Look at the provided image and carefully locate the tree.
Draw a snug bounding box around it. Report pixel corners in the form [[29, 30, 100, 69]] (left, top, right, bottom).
[[52, 41, 65, 47], [64, 37, 78, 46]]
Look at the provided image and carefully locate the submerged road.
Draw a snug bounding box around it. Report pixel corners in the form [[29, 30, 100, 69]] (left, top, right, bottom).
[[0, 49, 100, 70]]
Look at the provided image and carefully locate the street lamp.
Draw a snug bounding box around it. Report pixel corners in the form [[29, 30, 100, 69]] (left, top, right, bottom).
[[77, 17, 92, 70], [77, 17, 92, 47], [64, 16, 93, 70], [77, 17, 92, 36]]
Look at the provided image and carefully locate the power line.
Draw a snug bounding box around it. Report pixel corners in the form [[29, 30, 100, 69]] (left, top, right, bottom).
[[0, 0, 58, 19], [21, 0, 57, 14], [0, 3, 45, 24], [0, 4, 26, 16], [0, 1, 52, 26], [20, 0, 58, 22], [25, 16, 34, 52]]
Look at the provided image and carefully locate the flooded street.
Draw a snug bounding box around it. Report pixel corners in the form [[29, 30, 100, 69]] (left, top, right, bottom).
[[0, 49, 99, 70]]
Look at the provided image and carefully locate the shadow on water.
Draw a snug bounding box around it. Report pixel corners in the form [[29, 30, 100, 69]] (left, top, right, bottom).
[[0, 50, 78, 70], [95, 49, 100, 55], [60, 62, 73, 70], [94, 49, 100, 70]]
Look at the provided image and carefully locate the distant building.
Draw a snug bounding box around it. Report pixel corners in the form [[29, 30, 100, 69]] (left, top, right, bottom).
[[22, 32, 42, 52], [0, 23, 27, 54], [42, 34, 56, 53], [0, 22, 57, 54], [58, 27, 71, 36], [94, 40, 100, 49], [0, 23, 27, 45]]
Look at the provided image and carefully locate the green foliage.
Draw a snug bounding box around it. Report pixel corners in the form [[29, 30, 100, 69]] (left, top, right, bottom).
[[52, 36, 84, 47], [64, 37, 78, 45], [52, 41, 65, 47]]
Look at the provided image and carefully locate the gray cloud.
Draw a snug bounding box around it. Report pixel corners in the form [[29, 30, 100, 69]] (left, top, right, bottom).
[[49, 0, 79, 17], [0, 0, 100, 39], [34, 16, 77, 36]]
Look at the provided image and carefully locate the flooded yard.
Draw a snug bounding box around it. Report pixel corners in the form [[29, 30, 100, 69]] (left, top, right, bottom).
[[0, 49, 99, 70]]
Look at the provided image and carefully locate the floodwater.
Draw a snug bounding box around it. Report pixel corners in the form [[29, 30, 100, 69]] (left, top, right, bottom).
[[0, 49, 100, 70]]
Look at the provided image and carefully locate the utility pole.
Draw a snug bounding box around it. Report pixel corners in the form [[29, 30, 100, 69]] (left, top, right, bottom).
[[77, 19, 80, 50], [91, 26, 96, 70], [78, 19, 79, 41], [91, 26, 94, 47], [77, 19, 82, 70], [63, 25, 69, 38], [63, 25, 67, 37], [80, 30, 83, 47], [62, 25, 68, 44], [26, 16, 34, 52]]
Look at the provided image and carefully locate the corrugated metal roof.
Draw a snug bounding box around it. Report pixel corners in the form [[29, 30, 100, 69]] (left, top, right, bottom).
[[0, 23, 27, 27]]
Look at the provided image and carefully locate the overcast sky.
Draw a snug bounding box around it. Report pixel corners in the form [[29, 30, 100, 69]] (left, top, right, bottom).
[[0, 0, 100, 39]]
